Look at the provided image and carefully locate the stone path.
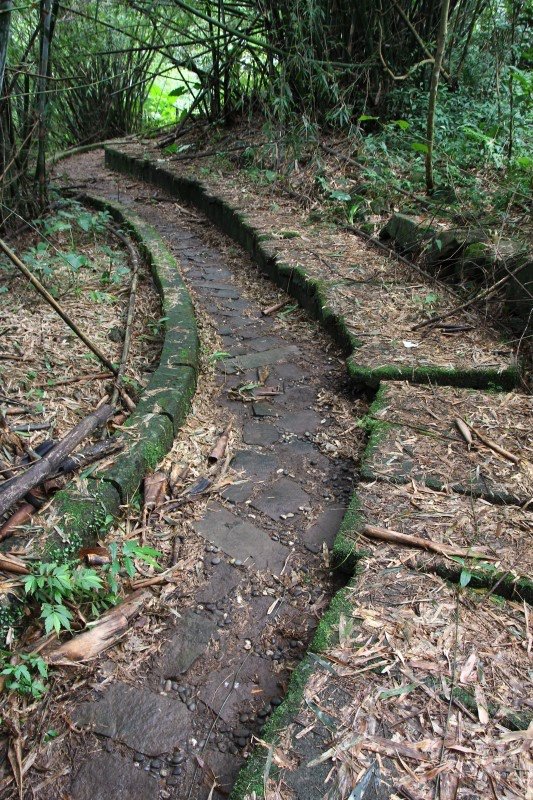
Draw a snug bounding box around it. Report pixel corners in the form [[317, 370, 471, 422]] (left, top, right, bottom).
[[46, 148, 531, 800], [49, 151, 361, 800]]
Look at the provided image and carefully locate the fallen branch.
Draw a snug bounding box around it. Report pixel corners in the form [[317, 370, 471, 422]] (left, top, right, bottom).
[[46, 589, 149, 663], [457, 418, 520, 465], [0, 237, 118, 375], [10, 423, 51, 433], [52, 438, 124, 476], [345, 224, 456, 297], [360, 522, 493, 559], [0, 437, 122, 505], [0, 404, 114, 518]]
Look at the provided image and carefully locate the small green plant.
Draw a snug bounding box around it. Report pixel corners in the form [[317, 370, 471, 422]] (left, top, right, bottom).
[[0, 542, 162, 700], [209, 350, 231, 363], [24, 543, 161, 635], [1, 653, 48, 699], [105, 542, 160, 596], [24, 562, 104, 633]]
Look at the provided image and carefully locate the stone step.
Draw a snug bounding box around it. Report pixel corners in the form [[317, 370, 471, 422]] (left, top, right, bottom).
[[361, 381, 532, 505]]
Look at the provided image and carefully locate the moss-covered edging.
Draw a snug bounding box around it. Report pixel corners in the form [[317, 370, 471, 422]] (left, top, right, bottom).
[[43, 195, 198, 552], [330, 484, 533, 604], [103, 146, 520, 391]]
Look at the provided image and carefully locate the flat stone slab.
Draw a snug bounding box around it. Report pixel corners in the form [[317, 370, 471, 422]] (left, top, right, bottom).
[[251, 477, 311, 521], [362, 382, 533, 504], [242, 421, 281, 446], [228, 345, 300, 373], [198, 655, 281, 724], [194, 504, 288, 573], [71, 752, 158, 800], [303, 506, 346, 554], [230, 450, 279, 479], [246, 336, 285, 352], [196, 561, 242, 604], [276, 409, 323, 434], [155, 612, 217, 678], [274, 385, 317, 407], [220, 480, 254, 504], [252, 402, 278, 417], [73, 682, 190, 756]]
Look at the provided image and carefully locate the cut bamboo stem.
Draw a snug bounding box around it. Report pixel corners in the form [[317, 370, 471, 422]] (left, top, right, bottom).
[[458, 417, 519, 464], [360, 523, 493, 559]]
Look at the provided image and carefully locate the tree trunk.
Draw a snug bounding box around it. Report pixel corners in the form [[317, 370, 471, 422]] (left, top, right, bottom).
[[35, 0, 55, 210], [0, 1, 12, 89], [425, 0, 451, 194]]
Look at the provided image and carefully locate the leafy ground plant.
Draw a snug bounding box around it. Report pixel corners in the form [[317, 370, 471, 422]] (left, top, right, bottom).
[[1, 653, 48, 700], [0, 542, 161, 699]]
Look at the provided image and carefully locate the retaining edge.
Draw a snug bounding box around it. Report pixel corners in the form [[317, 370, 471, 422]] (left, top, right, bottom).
[[104, 146, 520, 391], [42, 195, 198, 553]]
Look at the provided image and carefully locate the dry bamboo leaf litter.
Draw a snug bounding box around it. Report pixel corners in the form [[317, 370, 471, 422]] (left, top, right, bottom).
[[0, 212, 160, 463], [346, 481, 533, 585], [267, 563, 532, 800], [364, 381, 533, 504]]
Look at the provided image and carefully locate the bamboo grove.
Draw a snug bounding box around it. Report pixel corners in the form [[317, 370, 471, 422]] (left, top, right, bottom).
[[0, 0, 530, 228]]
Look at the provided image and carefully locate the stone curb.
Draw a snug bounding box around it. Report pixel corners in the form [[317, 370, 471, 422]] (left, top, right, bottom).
[[104, 146, 520, 391], [43, 195, 198, 553], [229, 581, 356, 800]]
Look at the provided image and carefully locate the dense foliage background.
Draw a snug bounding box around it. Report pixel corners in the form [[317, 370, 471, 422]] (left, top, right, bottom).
[[0, 0, 530, 227]]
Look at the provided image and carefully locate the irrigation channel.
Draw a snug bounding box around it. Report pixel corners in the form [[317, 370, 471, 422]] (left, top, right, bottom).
[[45, 149, 367, 800]]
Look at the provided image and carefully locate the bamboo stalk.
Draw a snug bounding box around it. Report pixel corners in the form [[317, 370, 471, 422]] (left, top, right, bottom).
[[360, 523, 493, 559]]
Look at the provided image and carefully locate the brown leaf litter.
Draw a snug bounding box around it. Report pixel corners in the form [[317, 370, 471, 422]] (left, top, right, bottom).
[[266, 562, 532, 800]]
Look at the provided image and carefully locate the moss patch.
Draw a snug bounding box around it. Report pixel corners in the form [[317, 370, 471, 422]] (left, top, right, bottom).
[[36, 193, 198, 550]]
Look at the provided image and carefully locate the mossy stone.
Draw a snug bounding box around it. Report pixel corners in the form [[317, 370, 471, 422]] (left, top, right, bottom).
[[101, 414, 174, 501]]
